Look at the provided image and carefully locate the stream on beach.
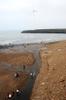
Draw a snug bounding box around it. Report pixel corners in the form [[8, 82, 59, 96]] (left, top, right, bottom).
[[0, 43, 43, 100], [0, 32, 66, 99], [13, 44, 41, 100]]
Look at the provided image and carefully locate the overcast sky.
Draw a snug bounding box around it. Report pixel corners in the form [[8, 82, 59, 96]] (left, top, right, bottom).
[[0, 0, 66, 31]]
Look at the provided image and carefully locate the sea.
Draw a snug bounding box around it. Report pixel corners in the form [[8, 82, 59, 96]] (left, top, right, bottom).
[[0, 31, 66, 45]]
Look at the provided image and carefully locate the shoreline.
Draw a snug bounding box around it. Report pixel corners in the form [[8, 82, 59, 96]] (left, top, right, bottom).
[[0, 39, 65, 49]]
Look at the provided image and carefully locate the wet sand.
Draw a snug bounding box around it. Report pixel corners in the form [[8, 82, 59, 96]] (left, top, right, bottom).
[[0, 52, 34, 100], [0, 43, 44, 100], [0, 53, 35, 66], [0, 70, 29, 100], [31, 40, 66, 100], [1, 41, 66, 100]]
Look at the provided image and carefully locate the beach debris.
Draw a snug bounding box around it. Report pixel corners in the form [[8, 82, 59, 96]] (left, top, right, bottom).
[[8, 92, 14, 99], [30, 72, 32, 75], [8, 91, 14, 100], [14, 72, 19, 78], [30, 72, 36, 79], [8, 94, 12, 98], [16, 89, 20, 93]]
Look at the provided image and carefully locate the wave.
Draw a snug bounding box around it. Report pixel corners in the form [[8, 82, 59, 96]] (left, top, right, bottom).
[[0, 32, 66, 45]]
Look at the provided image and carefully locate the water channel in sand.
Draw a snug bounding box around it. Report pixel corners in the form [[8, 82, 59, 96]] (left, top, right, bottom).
[[0, 43, 44, 100]]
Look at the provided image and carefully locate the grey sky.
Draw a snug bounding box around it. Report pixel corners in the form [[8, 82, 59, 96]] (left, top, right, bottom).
[[0, 0, 66, 31]]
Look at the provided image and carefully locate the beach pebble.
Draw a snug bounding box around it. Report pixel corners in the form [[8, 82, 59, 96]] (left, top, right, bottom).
[[8, 94, 12, 98], [60, 76, 65, 82], [57, 49, 61, 52], [16, 89, 20, 93], [41, 82, 45, 86], [30, 72, 36, 78], [14, 72, 19, 78], [30, 73, 33, 76]]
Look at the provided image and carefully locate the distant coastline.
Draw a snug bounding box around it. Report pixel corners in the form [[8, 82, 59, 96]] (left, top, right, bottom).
[[22, 29, 66, 33]]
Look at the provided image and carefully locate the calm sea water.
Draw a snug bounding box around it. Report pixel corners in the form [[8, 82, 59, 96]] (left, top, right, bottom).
[[0, 31, 66, 45]]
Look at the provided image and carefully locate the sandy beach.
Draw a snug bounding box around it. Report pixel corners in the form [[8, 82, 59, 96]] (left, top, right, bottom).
[[0, 41, 66, 99]]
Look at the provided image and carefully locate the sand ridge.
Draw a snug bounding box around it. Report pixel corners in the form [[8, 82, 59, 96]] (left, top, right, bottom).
[[31, 41, 66, 100]]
